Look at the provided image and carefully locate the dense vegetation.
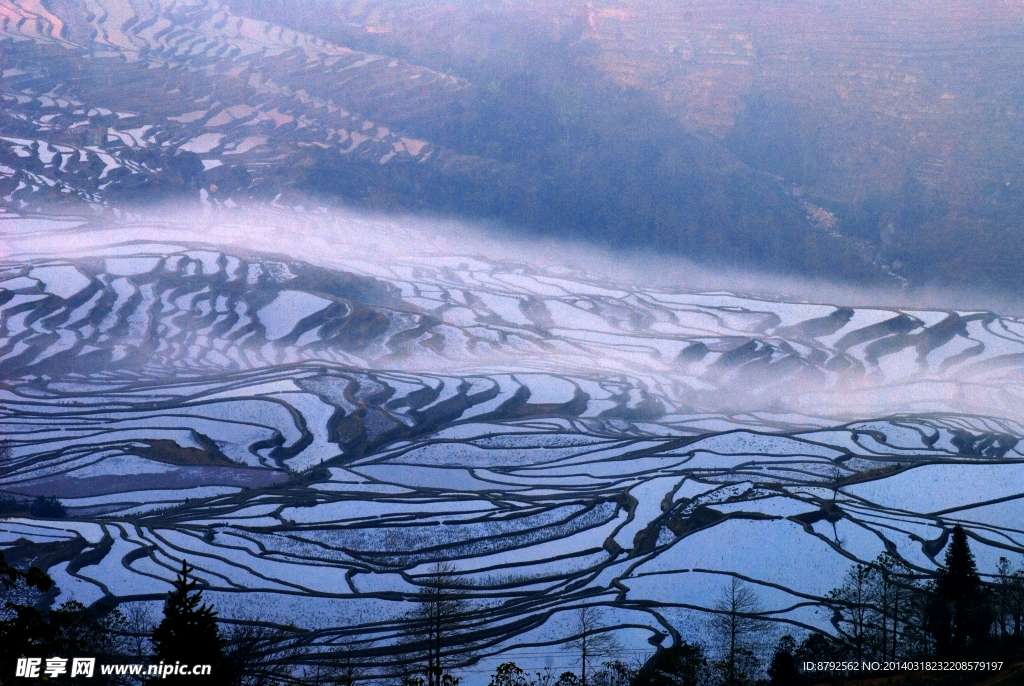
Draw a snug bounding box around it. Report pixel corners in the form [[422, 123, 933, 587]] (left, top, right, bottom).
[[0, 495, 67, 519]]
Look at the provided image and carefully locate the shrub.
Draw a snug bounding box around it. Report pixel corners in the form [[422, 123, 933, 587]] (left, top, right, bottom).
[[29, 495, 67, 519], [0, 495, 26, 516]]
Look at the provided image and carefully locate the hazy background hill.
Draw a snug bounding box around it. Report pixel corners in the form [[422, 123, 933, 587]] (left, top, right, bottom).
[[232, 0, 1024, 291], [5, 0, 1024, 291]]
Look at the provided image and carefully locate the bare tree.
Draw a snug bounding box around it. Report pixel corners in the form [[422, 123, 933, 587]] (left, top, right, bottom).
[[871, 552, 918, 661], [299, 641, 375, 686], [709, 578, 769, 686], [120, 602, 155, 661], [995, 557, 1014, 642], [403, 561, 474, 686], [331, 640, 377, 686], [230, 623, 301, 686], [1012, 568, 1024, 638], [299, 659, 340, 686], [829, 563, 875, 664], [561, 607, 622, 686]]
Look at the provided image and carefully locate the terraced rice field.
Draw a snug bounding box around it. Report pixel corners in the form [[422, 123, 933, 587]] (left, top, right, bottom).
[[1, 210, 1023, 675]]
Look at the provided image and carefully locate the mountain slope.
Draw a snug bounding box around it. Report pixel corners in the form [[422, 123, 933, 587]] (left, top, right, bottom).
[[0, 0, 884, 283]]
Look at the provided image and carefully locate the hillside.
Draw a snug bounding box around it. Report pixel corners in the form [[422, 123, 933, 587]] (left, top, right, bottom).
[[2, 0, 891, 284], [232, 0, 1024, 292]]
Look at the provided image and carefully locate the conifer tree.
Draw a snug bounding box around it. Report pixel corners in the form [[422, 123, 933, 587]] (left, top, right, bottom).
[[927, 525, 991, 657], [151, 560, 224, 683]]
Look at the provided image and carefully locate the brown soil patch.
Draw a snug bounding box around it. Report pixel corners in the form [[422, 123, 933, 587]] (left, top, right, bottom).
[[135, 439, 232, 466]]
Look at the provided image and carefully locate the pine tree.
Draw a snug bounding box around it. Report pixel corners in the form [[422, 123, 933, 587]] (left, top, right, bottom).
[[927, 525, 991, 657], [151, 560, 224, 683]]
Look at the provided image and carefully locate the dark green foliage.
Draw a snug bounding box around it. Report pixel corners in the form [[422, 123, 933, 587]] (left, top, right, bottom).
[[781, 633, 853, 685], [0, 553, 136, 684], [151, 560, 224, 683], [712, 648, 759, 686], [0, 495, 26, 516], [484, 660, 633, 686], [489, 662, 533, 686], [927, 524, 992, 657], [0, 549, 52, 594], [398, 673, 461, 686], [794, 632, 850, 664], [633, 641, 713, 686], [0, 601, 132, 685], [766, 636, 800, 686], [28, 602, 135, 684], [29, 495, 67, 519], [591, 661, 634, 686]]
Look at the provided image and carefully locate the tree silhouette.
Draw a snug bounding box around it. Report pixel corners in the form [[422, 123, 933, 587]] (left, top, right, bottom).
[[1011, 566, 1024, 639], [223, 621, 301, 686], [927, 524, 990, 657], [829, 563, 875, 664], [871, 552, 917, 661], [0, 551, 55, 680], [561, 607, 621, 686], [489, 662, 533, 686], [709, 578, 768, 686], [634, 640, 714, 686], [151, 560, 224, 683], [404, 561, 472, 686], [590, 660, 635, 686], [766, 635, 800, 685], [28, 495, 67, 519], [995, 557, 1014, 643], [992, 556, 1024, 648]]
